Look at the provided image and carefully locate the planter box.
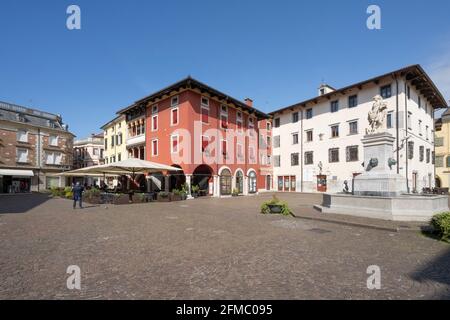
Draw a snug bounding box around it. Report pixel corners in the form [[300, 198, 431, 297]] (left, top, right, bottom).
[[157, 193, 171, 202]]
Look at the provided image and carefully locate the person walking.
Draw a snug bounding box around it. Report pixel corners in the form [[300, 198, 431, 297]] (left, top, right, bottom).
[[72, 182, 84, 209]]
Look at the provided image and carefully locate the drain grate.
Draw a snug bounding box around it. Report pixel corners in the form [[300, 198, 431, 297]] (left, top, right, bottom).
[[308, 228, 332, 234]]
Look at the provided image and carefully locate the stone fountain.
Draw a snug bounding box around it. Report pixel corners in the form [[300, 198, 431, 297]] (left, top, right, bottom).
[[315, 95, 449, 222]]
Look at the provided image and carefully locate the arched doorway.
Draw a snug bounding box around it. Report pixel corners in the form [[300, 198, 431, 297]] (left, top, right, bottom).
[[169, 164, 186, 191], [235, 170, 243, 194], [220, 168, 232, 195], [436, 176, 442, 188], [248, 170, 257, 194], [193, 165, 213, 195]]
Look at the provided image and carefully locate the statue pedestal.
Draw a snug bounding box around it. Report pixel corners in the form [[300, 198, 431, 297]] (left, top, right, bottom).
[[353, 132, 407, 197]]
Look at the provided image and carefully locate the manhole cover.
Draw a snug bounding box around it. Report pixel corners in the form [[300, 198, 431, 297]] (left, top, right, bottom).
[[308, 228, 332, 234]]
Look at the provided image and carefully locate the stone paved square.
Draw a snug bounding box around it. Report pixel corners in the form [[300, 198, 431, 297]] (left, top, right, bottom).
[[0, 193, 449, 299]]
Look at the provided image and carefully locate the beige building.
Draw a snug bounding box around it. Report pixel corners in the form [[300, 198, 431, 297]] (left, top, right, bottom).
[[101, 114, 127, 164], [434, 109, 450, 189], [0, 101, 74, 193]]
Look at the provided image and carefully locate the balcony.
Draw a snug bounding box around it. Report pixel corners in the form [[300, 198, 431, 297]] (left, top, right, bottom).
[[126, 134, 145, 147]]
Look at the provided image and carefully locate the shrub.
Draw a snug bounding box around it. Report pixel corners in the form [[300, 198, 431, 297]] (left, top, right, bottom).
[[65, 191, 73, 199], [191, 185, 200, 193], [431, 212, 450, 242], [50, 187, 65, 197], [232, 188, 239, 196], [260, 195, 292, 216], [159, 191, 169, 198], [84, 188, 100, 199]]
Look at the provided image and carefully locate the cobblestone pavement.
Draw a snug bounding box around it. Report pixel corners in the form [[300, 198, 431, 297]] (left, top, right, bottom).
[[0, 193, 449, 300]]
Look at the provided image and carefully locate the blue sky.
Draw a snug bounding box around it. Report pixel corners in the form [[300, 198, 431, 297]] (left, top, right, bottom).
[[1, 0, 449, 138]]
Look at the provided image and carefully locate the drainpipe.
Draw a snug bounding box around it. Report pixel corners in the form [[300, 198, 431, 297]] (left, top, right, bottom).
[[37, 128, 41, 192], [300, 108, 304, 192], [395, 76, 400, 175], [404, 82, 410, 193]]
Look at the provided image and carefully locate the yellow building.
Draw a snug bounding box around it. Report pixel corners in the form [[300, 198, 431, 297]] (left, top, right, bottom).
[[435, 109, 450, 189], [101, 114, 127, 164]]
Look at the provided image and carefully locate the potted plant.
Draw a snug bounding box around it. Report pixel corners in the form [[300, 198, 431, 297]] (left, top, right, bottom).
[[232, 188, 239, 197], [260, 195, 292, 216], [171, 189, 183, 201], [191, 185, 200, 198], [157, 191, 171, 202]]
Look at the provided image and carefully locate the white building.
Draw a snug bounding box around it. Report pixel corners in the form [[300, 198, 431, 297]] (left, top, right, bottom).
[[73, 133, 105, 186], [270, 65, 448, 194]]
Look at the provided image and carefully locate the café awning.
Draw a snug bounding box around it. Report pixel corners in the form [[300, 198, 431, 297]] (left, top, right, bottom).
[[0, 169, 34, 177]]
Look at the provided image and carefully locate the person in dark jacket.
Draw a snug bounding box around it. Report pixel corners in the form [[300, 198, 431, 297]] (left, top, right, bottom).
[[72, 182, 84, 209]]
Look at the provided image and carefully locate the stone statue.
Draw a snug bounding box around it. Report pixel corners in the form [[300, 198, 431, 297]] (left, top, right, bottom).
[[366, 95, 388, 135]]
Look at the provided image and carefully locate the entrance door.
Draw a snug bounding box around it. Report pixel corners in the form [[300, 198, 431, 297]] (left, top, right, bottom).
[[317, 175, 327, 192], [290, 176, 296, 192], [283, 176, 290, 191], [266, 175, 272, 191], [412, 172, 418, 193], [236, 171, 243, 194], [278, 176, 283, 191], [248, 171, 257, 193], [220, 169, 232, 195]]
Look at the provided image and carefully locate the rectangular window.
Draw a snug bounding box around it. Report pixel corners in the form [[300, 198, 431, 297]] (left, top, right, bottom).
[[274, 155, 281, 167], [291, 153, 299, 166], [407, 86, 411, 99], [387, 112, 393, 129], [331, 125, 339, 138], [202, 135, 210, 153], [16, 148, 28, 163], [118, 153, 121, 162], [292, 133, 299, 145], [305, 151, 313, 165], [419, 146, 424, 162], [236, 112, 243, 131], [237, 143, 243, 159], [346, 146, 359, 162], [222, 140, 228, 157], [407, 112, 412, 130], [152, 105, 158, 114], [436, 137, 444, 147], [329, 148, 339, 163], [418, 120, 422, 135], [292, 112, 299, 123], [201, 107, 209, 124], [104, 138, 108, 150], [306, 130, 313, 142], [49, 135, 58, 146], [249, 146, 255, 161], [221, 115, 228, 129], [111, 136, 115, 147], [348, 95, 358, 108], [171, 96, 179, 107], [436, 156, 444, 167], [349, 121, 358, 135], [152, 115, 158, 131], [426, 125, 429, 140], [248, 117, 255, 136], [306, 108, 313, 119], [380, 85, 392, 99], [17, 130, 28, 142], [171, 107, 179, 126], [201, 97, 209, 107], [273, 135, 280, 148], [331, 101, 339, 113], [418, 97, 422, 109], [408, 141, 414, 160], [171, 135, 179, 153], [274, 118, 280, 128], [152, 139, 158, 156], [266, 122, 271, 131], [426, 148, 430, 163]]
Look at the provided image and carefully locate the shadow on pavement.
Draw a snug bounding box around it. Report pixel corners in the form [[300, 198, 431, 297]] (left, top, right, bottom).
[[410, 247, 450, 299], [0, 193, 51, 214]]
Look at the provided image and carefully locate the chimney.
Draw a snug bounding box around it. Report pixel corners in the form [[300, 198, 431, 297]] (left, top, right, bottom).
[[244, 98, 253, 107]]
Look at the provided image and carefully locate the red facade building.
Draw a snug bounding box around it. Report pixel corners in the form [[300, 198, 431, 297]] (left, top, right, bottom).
[[118, 77, 273, 196]]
